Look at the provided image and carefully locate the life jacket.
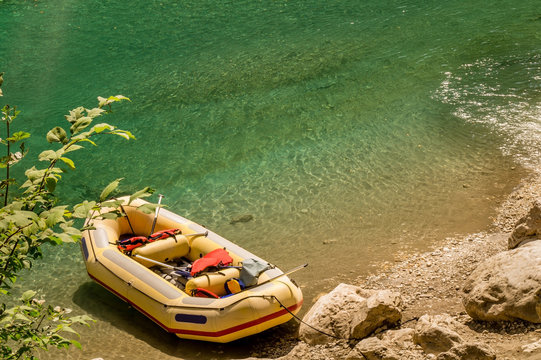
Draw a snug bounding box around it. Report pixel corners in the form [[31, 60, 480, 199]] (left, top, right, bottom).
[[191, 288, 220, 298], [190, 248, 233, 276], [117, 228, 182, 253], [148, 229, 182, 241]]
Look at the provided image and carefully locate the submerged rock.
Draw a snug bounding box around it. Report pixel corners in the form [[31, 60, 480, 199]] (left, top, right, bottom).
[[229, 214, 254, 224]]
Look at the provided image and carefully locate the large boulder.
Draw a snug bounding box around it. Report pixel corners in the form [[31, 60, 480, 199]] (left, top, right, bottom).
[[299, 284, 402, 345], [461, 242, 541, 323], [508, 199, 541, 249], [413, 314, 463, 354]]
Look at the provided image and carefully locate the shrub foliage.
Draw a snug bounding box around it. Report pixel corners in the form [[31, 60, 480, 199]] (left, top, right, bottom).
[[0, 72, 154, 359]]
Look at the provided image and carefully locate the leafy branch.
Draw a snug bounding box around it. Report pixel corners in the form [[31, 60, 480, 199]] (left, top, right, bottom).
[[0, 290, 94, 360], [0, 73, 156, 359]]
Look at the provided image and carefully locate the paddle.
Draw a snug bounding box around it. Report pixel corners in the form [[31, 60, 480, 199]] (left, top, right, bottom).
[[133, 254, 190, 275], [149, 194, 164, 236], [185, 231, 209, 237]]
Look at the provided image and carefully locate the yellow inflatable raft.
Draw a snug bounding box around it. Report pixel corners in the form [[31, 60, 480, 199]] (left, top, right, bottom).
[[80, 197, 304, 343]]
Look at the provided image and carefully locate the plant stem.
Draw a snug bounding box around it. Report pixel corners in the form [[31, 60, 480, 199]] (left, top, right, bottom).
[[34, 313, 46, 331], [0, 224, 29, 250], [2, 238, 20, 273], [4, 117, 10, 207]]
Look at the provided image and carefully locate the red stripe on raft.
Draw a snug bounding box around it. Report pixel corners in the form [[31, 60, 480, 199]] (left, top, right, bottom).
[[89, 273, 172, 332], [88, 273, 302, 338], [174, 301, 302, 337]]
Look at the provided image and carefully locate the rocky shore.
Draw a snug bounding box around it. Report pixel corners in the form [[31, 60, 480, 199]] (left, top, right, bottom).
[[247, 171, 541, 359]]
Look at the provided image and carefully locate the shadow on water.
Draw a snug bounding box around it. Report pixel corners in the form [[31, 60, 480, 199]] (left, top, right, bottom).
[[72, 281, 298, 359]]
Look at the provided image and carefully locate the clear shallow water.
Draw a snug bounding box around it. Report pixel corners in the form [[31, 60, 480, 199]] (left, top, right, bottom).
[[1, 0, 541, 358]]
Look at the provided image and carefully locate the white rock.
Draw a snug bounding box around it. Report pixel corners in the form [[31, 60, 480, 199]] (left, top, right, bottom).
[[435, 343, 496, 360], [413, 314, 463, 355], [381, 328, 415, 349], [462, 242, 541, 323], [522, 338, 541, 353], [299, 284, 402, 345], [508, 199, 541, 249], [346, 337, 400, 360]]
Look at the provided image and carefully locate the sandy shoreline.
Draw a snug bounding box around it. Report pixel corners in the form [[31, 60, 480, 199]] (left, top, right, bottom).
[[247, 169, 541, 359]]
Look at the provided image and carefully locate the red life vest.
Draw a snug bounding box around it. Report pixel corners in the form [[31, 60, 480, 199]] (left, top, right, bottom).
[[117, 228, 182, 252], [148, 229, 182, 241], [190, 248, 233, 276], [191, 288, 220, 298]]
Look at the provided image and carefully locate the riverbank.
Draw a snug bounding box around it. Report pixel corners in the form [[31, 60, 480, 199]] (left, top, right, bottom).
[[248, 170, 541, 359]]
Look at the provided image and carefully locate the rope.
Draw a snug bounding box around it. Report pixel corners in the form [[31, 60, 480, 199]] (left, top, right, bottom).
[[271, 296, 368, 360], [119, 204, 135, 234], [271, 296, 420, 360], [272, 295, 341, 340]]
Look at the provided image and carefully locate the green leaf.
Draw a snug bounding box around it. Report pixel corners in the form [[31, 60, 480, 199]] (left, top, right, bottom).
[[86, 107, 105, 118], [71, 339, 82, 349], [7, 210, 38, 227], [70, 314, 95, 326], [6, 131, 30, 143], [75, 138, 96, 146], [41, 206, 67, 227], [59, 157, 75, 170], [20, 290, 36, 301], [50, 232, 76, 244], [60, 224, 82, 237], [25, 166, 45, 181], [58, 325, 79, 335], [98, 95, 131, 108], [71, 130, 93, 141], [63, 144, 83, 153], [0, 155, 9, 168], [136, 203, 159, 214], [100, 178, 123, 202], [69, 117, 92, 135], [38, 150, 58, 162], [72, 200, 97, 218], [64, 107, 85, 124], [128, 187, 155, 204], [111, 130, 135, 140], [91, 123, 114, 134], [113, 95, 130, 101], [99, 212, 119, 220], [46, 127, 68, 144], [45, 177, 57, 192], [22, 222, 39, 237], [100, 199, 124, 208], [14, 313, 30, 322], [46, 235, 63, 245]]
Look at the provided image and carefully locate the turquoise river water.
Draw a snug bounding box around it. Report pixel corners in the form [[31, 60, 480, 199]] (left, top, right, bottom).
[[1, 0, 541, 358]]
